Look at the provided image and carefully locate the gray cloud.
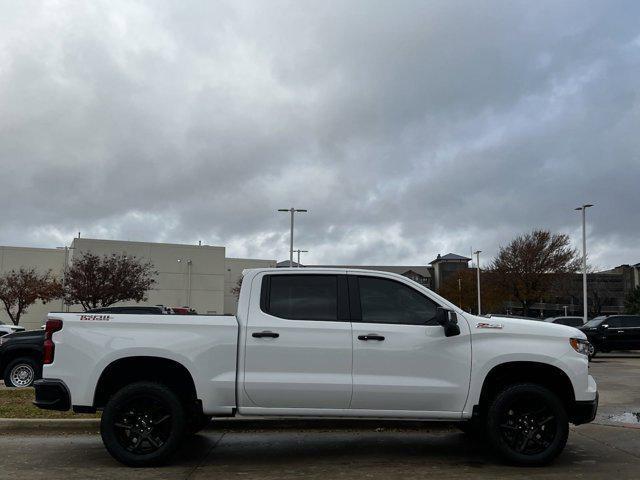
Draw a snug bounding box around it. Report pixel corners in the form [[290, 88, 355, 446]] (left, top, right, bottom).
[[0, 0, 638, 268]]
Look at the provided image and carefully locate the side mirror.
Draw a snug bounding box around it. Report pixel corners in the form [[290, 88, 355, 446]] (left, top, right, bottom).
[[601, 324, 609, 329], [435, 307, 461, 337]]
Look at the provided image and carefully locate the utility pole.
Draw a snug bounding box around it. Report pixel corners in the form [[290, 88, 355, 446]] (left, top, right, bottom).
[[575, 204, 594, 324], [457, 276, 462, 308], [278, 208, 307, 266], [474, 250, 482, 315], [294, 249, 308, 267]]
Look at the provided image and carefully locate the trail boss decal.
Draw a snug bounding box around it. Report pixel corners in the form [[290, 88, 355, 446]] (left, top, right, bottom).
[[79, 314, 112, 321]]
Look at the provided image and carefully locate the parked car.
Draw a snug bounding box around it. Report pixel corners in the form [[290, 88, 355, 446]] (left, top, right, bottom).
[[0, 321, 25, 337], [579, 315, 640, 359], [0, 329, 44, 387], [545, 316, 584, 327], [34, 268, 597, 467]]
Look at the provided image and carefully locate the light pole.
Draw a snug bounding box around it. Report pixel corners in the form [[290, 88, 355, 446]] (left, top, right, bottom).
[[575, 204, 594, 324], [294, 249, 308, 267], [474, 250, 482, 315], [278, 207, 307, 267]]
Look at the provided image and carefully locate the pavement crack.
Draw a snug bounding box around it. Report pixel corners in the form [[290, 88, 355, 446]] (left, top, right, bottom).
[[572, 428, 640, 460], [185, 432, 225, 480]]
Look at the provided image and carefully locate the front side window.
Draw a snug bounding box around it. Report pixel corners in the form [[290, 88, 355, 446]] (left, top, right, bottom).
[[607, 317, 623, 328], [266, 275, 338, 321], [358, 276, 438, 325], [584, 317, 606, 328]]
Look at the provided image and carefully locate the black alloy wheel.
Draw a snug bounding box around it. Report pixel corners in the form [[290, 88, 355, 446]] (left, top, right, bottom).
[[486, 383, 568, 466], [113, 395, 173, 455], [101, 382, 186, 467]]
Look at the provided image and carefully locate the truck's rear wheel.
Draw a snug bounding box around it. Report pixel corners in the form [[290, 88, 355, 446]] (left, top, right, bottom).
[[100, 382, 187, 467], [486, 383, 568, 466]]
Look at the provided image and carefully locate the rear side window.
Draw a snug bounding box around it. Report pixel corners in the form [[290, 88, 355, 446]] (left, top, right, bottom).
[[358, 276, 438, 325], [621, 316, 640, 327], [264, 275, 338, 321]]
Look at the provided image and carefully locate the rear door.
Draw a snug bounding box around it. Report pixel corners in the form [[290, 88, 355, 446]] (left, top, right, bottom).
[[349, 273, 471, 416], [243, 273, 353, 409], [620, 316, 640, 350]]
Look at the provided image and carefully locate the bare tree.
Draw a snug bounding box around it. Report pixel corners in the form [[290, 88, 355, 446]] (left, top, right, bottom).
[[489, 230, 580, 317], [0, 268, 62, 325], [63, 252, 157, 311]]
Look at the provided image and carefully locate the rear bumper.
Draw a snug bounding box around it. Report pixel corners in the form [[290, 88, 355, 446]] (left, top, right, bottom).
[[571, 391, 599, 425], [33, 379, 71, 411]]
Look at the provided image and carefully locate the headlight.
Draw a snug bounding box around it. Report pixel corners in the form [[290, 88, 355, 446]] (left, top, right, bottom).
[[0, 337, 5, 346], [570, 338, 590, 356]]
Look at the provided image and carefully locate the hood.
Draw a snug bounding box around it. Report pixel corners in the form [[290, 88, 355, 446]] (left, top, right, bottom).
[[473, 315, 587, 340]]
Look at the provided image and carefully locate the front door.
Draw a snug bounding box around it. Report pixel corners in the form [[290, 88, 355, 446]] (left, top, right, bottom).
[[243, 273, 353, 409], [604, 317, 626, 349], [349, 274, 471, 415]]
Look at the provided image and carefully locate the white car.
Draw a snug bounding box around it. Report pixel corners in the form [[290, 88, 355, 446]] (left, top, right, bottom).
[[0, 322, 25, 337], [34, 268, 597, 467]]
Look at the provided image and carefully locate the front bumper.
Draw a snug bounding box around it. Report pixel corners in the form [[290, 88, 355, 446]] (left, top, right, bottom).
[[33, 379, 71, 411], [571, 391, 599, 425]]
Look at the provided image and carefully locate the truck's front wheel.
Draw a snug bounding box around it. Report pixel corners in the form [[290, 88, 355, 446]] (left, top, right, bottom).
[[100, 382, 187, 467], [486, 383, 568, 466]]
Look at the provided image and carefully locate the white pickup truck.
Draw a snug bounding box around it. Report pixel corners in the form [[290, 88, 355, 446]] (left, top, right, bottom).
[[34, 268, 598, 467]]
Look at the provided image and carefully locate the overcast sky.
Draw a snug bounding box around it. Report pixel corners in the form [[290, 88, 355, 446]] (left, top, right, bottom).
[[0, 1, 638, 268]]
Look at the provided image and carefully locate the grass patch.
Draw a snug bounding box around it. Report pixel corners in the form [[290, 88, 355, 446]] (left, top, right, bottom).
[[0, 387, 99, 419]]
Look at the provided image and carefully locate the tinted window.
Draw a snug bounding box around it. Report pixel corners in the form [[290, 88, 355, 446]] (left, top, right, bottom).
[[584, 317, 606, 328], [267, 275, 338, 321], [358, 276, 438, 325], [621, 316, 640, 328], [607, 317, 623, 328]]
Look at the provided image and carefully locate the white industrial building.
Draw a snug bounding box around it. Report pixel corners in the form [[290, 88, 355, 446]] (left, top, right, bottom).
[[0, 238, 275, 330]]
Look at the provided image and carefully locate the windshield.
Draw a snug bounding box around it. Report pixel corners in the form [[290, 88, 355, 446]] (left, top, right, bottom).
[[583, 316, 607, 327]]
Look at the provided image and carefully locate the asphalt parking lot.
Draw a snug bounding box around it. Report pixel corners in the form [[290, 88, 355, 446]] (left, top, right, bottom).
[[0, 353, 638, 480]]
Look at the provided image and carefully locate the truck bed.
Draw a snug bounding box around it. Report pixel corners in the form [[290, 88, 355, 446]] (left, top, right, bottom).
[[43, 312, 239, 415]]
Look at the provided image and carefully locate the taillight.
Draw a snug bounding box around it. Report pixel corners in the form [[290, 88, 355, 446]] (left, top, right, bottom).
[[43, 319, 63, 365]]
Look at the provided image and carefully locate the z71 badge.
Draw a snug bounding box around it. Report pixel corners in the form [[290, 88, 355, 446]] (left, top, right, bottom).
[[79, 314, 111, 321]]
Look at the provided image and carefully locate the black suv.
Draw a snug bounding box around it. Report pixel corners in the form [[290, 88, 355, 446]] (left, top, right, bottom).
[[579, 315, 640, 359], [0, 330, 45, 387]]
